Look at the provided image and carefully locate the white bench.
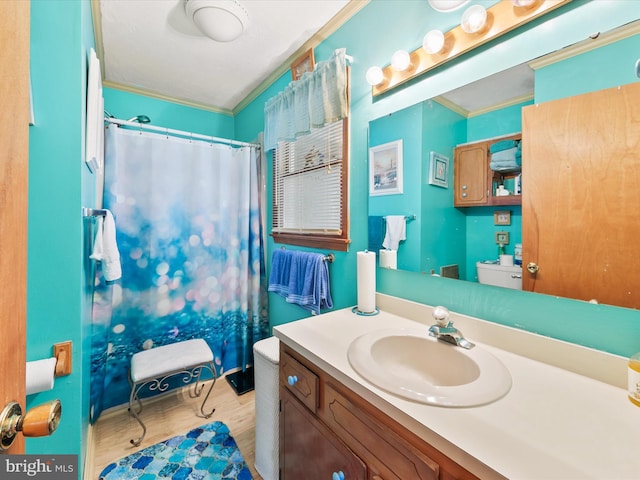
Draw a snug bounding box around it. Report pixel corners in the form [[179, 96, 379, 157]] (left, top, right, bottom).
[[128, 338, 216, 446]]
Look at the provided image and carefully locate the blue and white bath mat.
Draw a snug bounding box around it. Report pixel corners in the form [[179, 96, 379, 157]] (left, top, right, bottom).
[[98, 421, 252, 480]]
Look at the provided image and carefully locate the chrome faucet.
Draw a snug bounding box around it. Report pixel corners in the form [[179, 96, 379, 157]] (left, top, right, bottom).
[[428, 306, 475, 349]]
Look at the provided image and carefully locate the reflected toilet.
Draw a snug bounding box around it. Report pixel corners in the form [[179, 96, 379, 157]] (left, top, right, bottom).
[[476, 262, 522, 290]]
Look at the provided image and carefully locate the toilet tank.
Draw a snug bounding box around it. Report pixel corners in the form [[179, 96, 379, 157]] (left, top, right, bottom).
[[476, 262, 522, 290]]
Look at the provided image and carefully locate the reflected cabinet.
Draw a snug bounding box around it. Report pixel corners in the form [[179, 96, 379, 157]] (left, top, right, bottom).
[[454, 133, 522, 207]]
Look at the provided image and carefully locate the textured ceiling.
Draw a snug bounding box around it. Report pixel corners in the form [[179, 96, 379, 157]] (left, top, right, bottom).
[[95, 0, 357, 114], [95, 0, 535, 117]]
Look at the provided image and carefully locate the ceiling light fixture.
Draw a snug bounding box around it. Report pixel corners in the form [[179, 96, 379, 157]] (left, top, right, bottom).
[[184, 0, 250, 42], [428, 0, 470, 13]]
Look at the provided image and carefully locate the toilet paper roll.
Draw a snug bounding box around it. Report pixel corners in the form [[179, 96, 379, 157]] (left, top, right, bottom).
[[357, 251, 376, 313], [499, 254, 514, 267], [26, 357, 57, 395], [379, 249, 397, 269]]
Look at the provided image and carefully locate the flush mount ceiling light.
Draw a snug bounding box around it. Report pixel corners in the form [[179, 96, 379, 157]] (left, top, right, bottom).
[[184, 0, 249, 42], [428, 0, 470, 12]]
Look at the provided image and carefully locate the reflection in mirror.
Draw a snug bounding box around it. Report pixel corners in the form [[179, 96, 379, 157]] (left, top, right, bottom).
[[368, 23, 640, 309]]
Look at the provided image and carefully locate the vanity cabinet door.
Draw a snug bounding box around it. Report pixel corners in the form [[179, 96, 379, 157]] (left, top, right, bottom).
[[280, 388, 366, 480], [454, 142, 489, 206], [322, 382, 440, 480], [281, 349, 319, 413]]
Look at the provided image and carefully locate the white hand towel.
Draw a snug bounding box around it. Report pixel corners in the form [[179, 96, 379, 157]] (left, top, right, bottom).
[[90, 210, 122, 281], [382, 215, 406, 251], [90, 216, 104, 261]]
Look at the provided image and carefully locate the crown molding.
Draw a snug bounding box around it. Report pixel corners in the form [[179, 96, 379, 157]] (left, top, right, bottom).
[[530, 19, 640, 69]]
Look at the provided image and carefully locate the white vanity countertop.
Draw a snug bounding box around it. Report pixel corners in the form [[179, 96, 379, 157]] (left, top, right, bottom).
[[273, 301, 640, 480]]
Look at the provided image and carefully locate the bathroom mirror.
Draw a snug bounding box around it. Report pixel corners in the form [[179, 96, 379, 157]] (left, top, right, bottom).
[[368, 23, 640, 310]]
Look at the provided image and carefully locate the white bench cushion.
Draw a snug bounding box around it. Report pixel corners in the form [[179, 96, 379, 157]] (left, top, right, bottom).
[[130, 339, 214, 383]]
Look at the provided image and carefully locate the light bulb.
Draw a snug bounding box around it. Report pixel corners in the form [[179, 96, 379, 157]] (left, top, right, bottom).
[[461, 5, 487, 34], [366, 66, 384, 86], [391, 50, 411, 71], [422, 30, 445, 55]]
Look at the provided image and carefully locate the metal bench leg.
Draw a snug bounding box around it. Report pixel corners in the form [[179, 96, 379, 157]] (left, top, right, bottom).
[[128, 383, 147, 447], [188, 363, 217, 418]]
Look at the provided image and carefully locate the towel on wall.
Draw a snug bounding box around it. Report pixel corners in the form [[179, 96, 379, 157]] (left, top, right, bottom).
[[90, 210, 122, 282], [368, 216, 385, 253], [382, 215, 406, 251], [268, 250, 333, 315]]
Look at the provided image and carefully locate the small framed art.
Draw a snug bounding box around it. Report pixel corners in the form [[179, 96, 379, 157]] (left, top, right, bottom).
[[494, 210, 511, 225], [495, 231, 510, 245], [291, 48, 315, 81], [369, 140, 403, 196], [428, 151, 449, 188]]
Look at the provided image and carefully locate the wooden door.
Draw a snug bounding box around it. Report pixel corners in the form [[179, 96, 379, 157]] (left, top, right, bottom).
[[454, 142, 488, 206], [0, 0, 29, 454], [522, 83, 640, 309]]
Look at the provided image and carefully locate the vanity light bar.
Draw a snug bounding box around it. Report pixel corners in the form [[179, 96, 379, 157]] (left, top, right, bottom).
[[371, 0, 572, 96]]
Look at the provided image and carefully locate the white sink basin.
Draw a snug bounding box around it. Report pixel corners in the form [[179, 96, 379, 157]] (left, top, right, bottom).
[[347, 328, 512, 407]]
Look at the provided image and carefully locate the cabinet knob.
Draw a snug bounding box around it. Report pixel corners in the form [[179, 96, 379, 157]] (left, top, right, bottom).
[[462, 185, 467, 190], [526, 262, 539, 274], [287, 375, 298, 386], [332, 471, 345, 480], [461, 193, 467, 197]]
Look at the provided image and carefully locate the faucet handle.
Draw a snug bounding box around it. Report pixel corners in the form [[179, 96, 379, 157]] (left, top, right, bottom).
[[432, 306, 450, 327]]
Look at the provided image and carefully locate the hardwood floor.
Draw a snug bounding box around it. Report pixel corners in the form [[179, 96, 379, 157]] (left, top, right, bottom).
[[91, 376, 263, 479]]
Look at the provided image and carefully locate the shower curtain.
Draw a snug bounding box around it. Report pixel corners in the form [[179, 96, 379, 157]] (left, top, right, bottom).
[[90, 125, 269, 422]]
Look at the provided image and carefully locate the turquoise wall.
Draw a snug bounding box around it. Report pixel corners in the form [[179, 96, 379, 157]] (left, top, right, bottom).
[[420, 101, 467, 277], [26, 0, 95, 473], [369, 104, 422, 271], [103, 88, 234, 137]]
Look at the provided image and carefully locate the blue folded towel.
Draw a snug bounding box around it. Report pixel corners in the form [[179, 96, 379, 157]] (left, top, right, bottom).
[[268, 249, 293, 297], [490, 147, 521, 172], [490, 139, 519, 153], [368, 216, 385, 253], [268, 250, 333, 315]]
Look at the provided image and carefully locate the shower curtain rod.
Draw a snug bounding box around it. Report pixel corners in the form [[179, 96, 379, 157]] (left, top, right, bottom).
[[105, 117, 260, 149]]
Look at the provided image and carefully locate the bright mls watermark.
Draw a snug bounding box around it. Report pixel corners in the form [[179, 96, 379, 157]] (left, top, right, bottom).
[[1, 455, 77, 479]]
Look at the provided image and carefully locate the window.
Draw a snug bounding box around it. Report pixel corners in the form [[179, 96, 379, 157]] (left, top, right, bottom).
[[272, 117, 349, 251]]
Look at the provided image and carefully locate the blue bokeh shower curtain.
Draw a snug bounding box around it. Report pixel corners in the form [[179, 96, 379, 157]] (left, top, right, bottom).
[[90, 126, 268, 421]]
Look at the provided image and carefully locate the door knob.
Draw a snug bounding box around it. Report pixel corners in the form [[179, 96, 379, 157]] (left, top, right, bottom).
[[0, 400, 61, 451], [526, 262, 539, 274]]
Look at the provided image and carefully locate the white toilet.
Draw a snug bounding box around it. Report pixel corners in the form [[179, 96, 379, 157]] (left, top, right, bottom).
[[476, 261, 522, 290]]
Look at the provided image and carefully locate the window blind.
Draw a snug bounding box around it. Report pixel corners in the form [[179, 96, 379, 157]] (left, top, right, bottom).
[[273, 119, 344, 235]]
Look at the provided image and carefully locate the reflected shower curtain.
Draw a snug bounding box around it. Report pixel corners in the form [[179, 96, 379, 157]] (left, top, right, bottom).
[[90, 125, 268, 421]]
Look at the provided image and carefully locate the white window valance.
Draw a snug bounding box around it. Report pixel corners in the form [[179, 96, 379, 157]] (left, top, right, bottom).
[[264, 48, 348, 151]]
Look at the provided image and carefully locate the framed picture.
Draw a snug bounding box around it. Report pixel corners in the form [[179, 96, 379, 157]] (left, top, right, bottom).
[[495, 231, 510, 245], [428, 151, 449, 188], [291, 48, 315, 81], [494, 210, 511, 225], [369, 140, 403, 196]]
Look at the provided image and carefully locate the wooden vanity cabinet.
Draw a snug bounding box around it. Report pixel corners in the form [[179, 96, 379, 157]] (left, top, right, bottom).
[[279, 344, 479, 480], [454, 133, 522, 207]]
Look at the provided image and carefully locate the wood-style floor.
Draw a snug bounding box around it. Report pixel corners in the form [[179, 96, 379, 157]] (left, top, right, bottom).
[[91, 376, 263, 479]]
